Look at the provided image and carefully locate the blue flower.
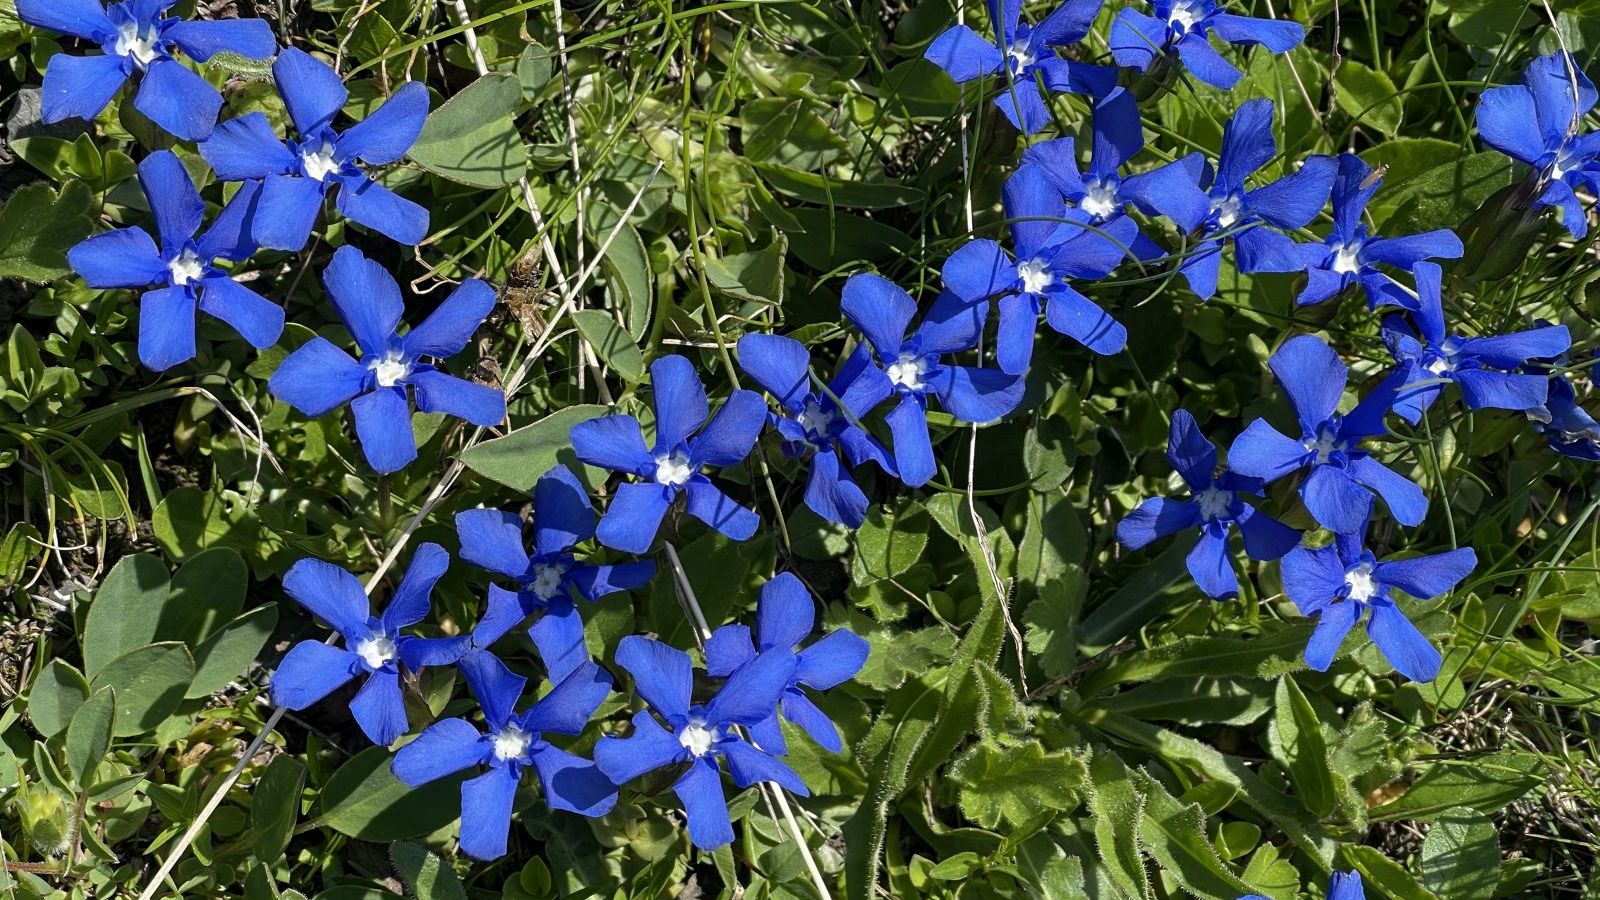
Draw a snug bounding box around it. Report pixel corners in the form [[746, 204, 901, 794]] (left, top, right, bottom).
[[840, 275, 1025, 487], [942, 165, 1136, 374], [1382, 262, 1571, 424], [267, 245, 505, 474], [271, 543, 450, 746], [15, 0, 274, 140], [1533, 376, 1600, 461], [1228, 335, 1425, 534], [594, 635, 805, 849], [704, 572, 869, 754], [1243, 870, 1364, 900], [1116, 410, 1299, 599], [1174, 98, 1336, 301], [1295, 155, 1464, 307], [66, 150, 281, 371], [441, 465, 656, 684], [1019, 88, 1212, 245], [570, 355, 768, 554], [735, 334, 896, 528], [1477, 51, 1600, 238], [1281, 523, 1475, 681], [925, 0, 1117, 133], [392, 652, 617, 860], [198, 48, 429, 250], [1110, 0, 1304, 91]]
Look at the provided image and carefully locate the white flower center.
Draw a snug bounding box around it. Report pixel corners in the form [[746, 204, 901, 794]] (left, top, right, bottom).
[[678, 721, 718, 757], [1017, 257, 1055, 293], [369, 352, 411, 388], [167, 249, 205, 287], [655, 450, 693, 486], [1168, 0, 1203, 33], [1196, 486, 1233, 521], [492, 725, 533, 762], [529, 562, 564, 601], [886, 353, 928, 391], [354, 634, 397, 669], [796, 398, 835, 438], [1304, 429, 1342, 464], [301, 141, 341, 181], [1212, 194, 1243, 228], [1551, 144, 1583, 181], [1080, 182, 1120, 220], [1344, 563, 1378, 602], [1331, 242, 1363, 275], [1006, 40, 1036, 72], [115, 21, 160, 67], [1425, 355, 1454, 376]]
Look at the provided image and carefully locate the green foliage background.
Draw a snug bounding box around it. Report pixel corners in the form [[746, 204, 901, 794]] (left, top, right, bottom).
[[2, 0, 1600, 898]]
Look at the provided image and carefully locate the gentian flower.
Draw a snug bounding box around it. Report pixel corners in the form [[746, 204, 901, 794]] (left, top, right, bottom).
[[268, 245, 505, 474], [271, 543, 450, 746], [735, 334, 896, 528], [392, 652, 617, 860], [1382, 261, 1571, 423], [571, 355, 767, 554], [1175, 98, 1336, 301], [198, 48, 429, 250], [1281, 523, 1475, 681], [704, 572, 869, 753], [1019, 88, 1212, 252], [1115, 409, 1299, 599], [925, 0, 1117, 133], [840, 275, 1025, 487], [1243, 870, 1364, 900], [1477, 51, 1600, 238], [1110, 0, 1304, 91], [1533, 376, 1600, 461], [66, 150, 281, 371], [1295, 155, 1464, 307], [1228, 335, 1426, 534], [942, 166, 1136, 373], [594, 635, 805, 849], [15, 0, 274, 140], [450, 465, 656, 684]]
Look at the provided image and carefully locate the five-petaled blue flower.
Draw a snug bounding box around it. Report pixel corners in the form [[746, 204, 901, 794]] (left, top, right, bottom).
[[942, 165, 1136, 373], [1295, 154, 1464, 307], [1382, 261, 1571, 424], [16, 0, 274, 140], [1228, 335, 1426, 535], [271, 543, 451, 746], [392, 652, 617, 860], [704, 572, 869, 754], [67, 150, 282, 371], [571, 355, 767, 554], [1533, 376, 1600, 461], [1176, 98, 1336, 301], [840, 275, 1025, 488], [1477, 51, 1600, 238], [925, 0, 1116, 134], [735, 334, 896, 528], [268, 245, 505, 474], [451, 465, 656, 684], [1281, 521, 1475, 681], [1243, 870, 1365, 900], [1116, 409, 1299, 599], [199, 48, 430, 250], [594, 635, 806, 849], [1110, 0, 1304, 91], [1019, 88, 1212, 252]]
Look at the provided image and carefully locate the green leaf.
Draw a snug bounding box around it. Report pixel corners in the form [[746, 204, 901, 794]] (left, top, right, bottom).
[[1272, 675, 1338, 818], [1419, 808, 1499, 900], [252, 754, 306, 862], [188, 604, 278, 699], [1334, 61, 1403, 136], [0, 522, 41, 589], [1022, 572, 1085, 680], [586, 208, 652, 340], [701, 235, 786, 306], [410, 73, 527, 187], [571, 310, 644, 383], [753, 163, 924, 208], [516, 41, 554, 97], [950, 740, 1084, 828], [81, 552, 169, 679], [162, 546, 249, 646], [1133, 769, 1259, 899], [1376, 151, 1515, 235], [852, 621, 955, 692], [462, 406, 608, 492], [64, 687, 115, 788], [1341, 845, 1439, 900], [1086, 750, 1152, 900], [856, 500, 929, 580], [27, 660, 90, 738], [1080, 533, 1197, 648], [392, 842, 468, 900], [1369, 751, 1544, 822], [0, 179, 96, 282], [317, 746, 465, 841], [88, 642, 194, 736]]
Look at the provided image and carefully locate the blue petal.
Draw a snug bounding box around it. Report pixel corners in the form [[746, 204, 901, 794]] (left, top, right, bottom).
[[746, 712, 787, 756], [684, 479, 760, 542], [197, 276, 284, 349], [756, 572, 814, 651], [1122, 156, 1211, 232], [351, 386, 417, 475], [334, 174, 430, 245], [391, 717, 490, 786], [268, 336, 366, 417], [1165, 409, 1217, 490], [1234, 505, 1300, 561], [350, 668, 409, 746], [803, 444, 870, 528], [929, 364, 1024, 423], [69, 227, 164, 288], [1303, 596, 1359, 672], [1020, 136, 1085, 198], [913, 290, 986, 355], [38, 53, 127, 127], [1187, 525, 1238, 599], [1366, 602, 1441, 682], [995, 292, 1041, 376], [1526, 52, 1596, 151], [1042, 283, 1126, 355], [474, 584, 530, 647], [571, 414, 654, 477], [528, 744, 617, 817], [689, 389, 766, 466], [568, 560, 655, 601], [943, 238, 1017, 304], [281, 555, 369, 645], [1174, 32, 1242, 90], [985, 0, 1021, 45], [323, 245, 403, 358], [273, 47, 347, 136], [455, 508, 531, 578], [705, 624, 757, 678], [1454, 369, 1553, 415], [137, 150, 204, 246], [992, 79, 1052, 135], [15, 0, 112, 40], [1226, 419, 1309, 482], [705, 648, 797, 727], [1176, 239, 1223, 300], [1458, 324, 1572, 369], [401, 278, 495, 358], [594, 709, 686, 783], [459, 648, 527, 728], [1280, 544, 1345, 615], [594, 481, 673, 553], [782, 690, 843, 752], [1033, 0, 1104, 46], [1108, 7, 1167, 72], [885, 393, 934, 487], [138, 285, 197, 371], [195, 180, 262, 263], [1361, 230, 1463, 268], [521, 662, 611, 735], [336, 80, 429, 164], [1246, 155, 1337, 230], [649, 354, 710, 450], [530, 598, 589, 686], [163, 18, 276, 61], [382, 541, 447, 631], [529, 464, 594, 555], [253, 173, 324, 252], [1209, 13, 1304, 52], [1374, 548, 1476, 600], [615, 635, 693, 720], [1116, 497, 1201, 550], [412, 370, 505, 426], [1328, 871, 1366, 900], [199, 112, 297, 180], [1270, 335, 1347, 435], [673, 757, 734, 849], [1216, 98, 1277, 193], [1234, 226, 1306, 274], [841, 273, 916, 359], [794, 628, 869, 689], [458, 765, 519, 860], [1004, 164, 1069, 258], [924, 24, 1002, 83], [1345, 456, 1427, 528], [1302, 464, 1375, 534], [134, 59, 222, 141], [722, 740, 808, 795], [736, 333, 811, 412], [1476, 84, 1543, 166], [271, 641, 358, 709]]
